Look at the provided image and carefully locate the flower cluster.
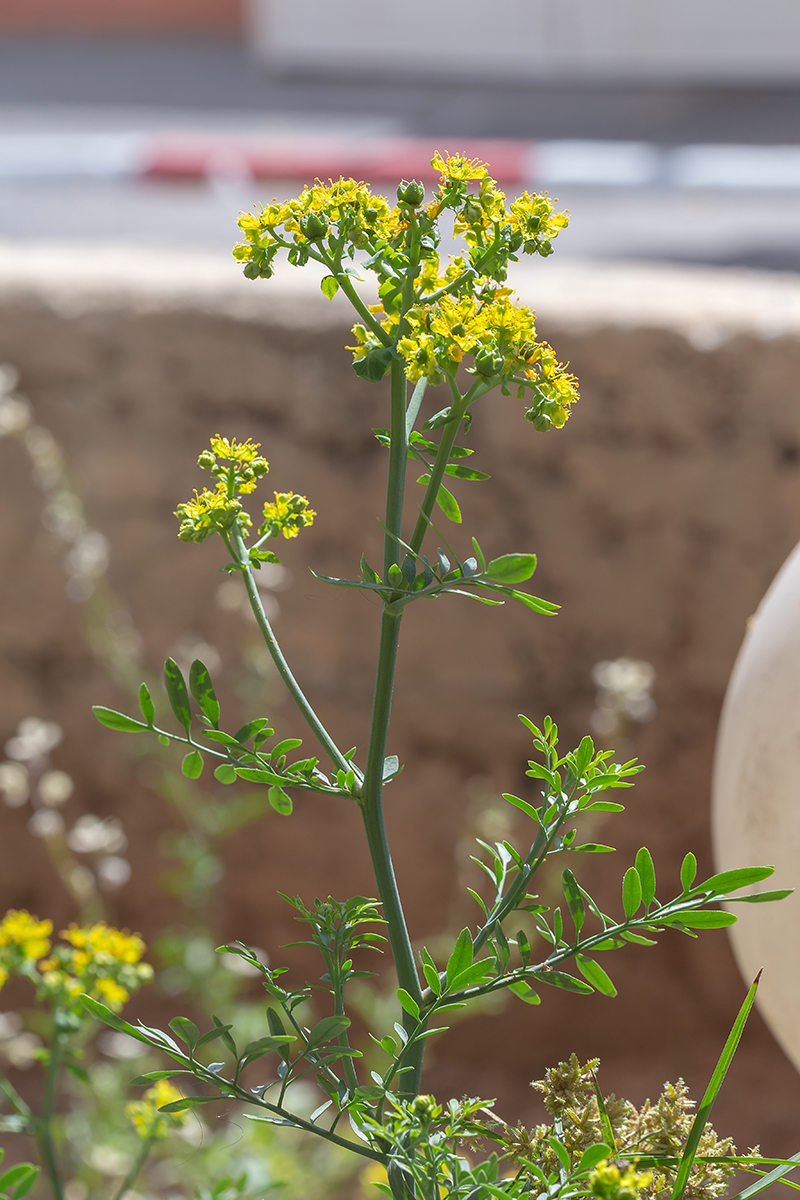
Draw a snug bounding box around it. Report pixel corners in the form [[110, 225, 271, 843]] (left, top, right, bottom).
[[0, 910, 52, 988], [500, 1056, 738, 1200], [260, 491, 317, 540], [38, 921, 152, 1011], [232, 152, 577, 427], [198, 436, 269, 495], [175, 436, 270, 544], [0, 911, 151, 1012], [233, 178, 400, 278], [175, 486, 250, 544], [126, 1080, 188, 1140], [176, 436, 316, 550]]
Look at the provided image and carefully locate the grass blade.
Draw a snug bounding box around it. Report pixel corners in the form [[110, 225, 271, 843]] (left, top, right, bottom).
[[727, 1152, 800, 1200], [671, 972, 761, 1200]]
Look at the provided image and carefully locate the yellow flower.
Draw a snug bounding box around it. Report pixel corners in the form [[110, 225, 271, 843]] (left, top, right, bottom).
[[208, 435, 262, 466], [431, 151, 489, 184], [175, 484, 249, 544], [126, 1080, 188, 1140], [260, 492, 317, 539], [62, 922, 146, 964], [0, 910, 52, 961], [38, 922, 152, 1012], [589, 1159, 653, 1200]]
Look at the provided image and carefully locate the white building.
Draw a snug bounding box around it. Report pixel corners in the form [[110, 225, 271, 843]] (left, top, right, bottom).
[[250, 0, 800, 84]]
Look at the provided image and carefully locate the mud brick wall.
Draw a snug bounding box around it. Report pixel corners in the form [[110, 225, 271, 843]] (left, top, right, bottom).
[[1, 249, 800, 1151]]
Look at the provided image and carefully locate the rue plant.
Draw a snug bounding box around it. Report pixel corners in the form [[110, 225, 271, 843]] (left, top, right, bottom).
[[85, 154, 798, 1200]]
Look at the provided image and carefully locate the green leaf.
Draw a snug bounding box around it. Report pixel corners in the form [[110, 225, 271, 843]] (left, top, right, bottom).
[[562, 869, 585, 935], [622, 867, 643, 918], [138, 683, 155, 726], [169, 1017, 200, 1048], [667, 910, 737, 929], [549, 1138, 571, 1175], [194, 1023, 234, 1049], [733, 889, 794, 904], [214, 763, 237, 785], [680, 852, 698, 892], [576, 955, 617, 997], [593, 1077, 617, 1151], [241, 1035, 295, 1065], [635, 847, 656, 907], [446, 928, 474, 986], [450, 960, 495, 991], [268, 787, 293, 816], [0, 1165, 39, 1200], [271, 738, 303, 758], [164, 658, 192, 731], [79, 996, 162, 1048], [443, 463, 490, 481], [422, 405, 454, 430], [503, 793, 544, 823], [578, 1144, 613, 1173], [320, 275, 339, 300], [435, 483, 461, 523], [234, 719, 271, 744], [129, 1070, 189, 1085], [306, 1015, 350, 1049], [423, 963, 441, 994], [671, 974, 761, 1200], [396, 989, 420, 1020], [92, 706, 148, 733], [486, 553, 537, 584], [189, 660, 220, 727], [533, 970, 594, 995], [415, 475, 462, 521], [182, 750, 203, 779], [236, 768, 287, 786], [361, 553, 381, 584], [353, 346, 393, 382], [573, 843, 616, 853], [159, 1096, 222, 1113], [507, 980, 541, 1005], [697, 866, 774, 895]]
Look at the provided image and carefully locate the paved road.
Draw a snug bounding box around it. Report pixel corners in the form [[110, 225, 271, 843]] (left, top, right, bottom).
[[2, 37, 800, 268], [2, 36, 800, 143]]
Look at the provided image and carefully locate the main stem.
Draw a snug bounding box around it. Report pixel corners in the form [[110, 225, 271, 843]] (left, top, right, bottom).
[[361, 359, 424, 1098], [37, 1026, 63, 1200]]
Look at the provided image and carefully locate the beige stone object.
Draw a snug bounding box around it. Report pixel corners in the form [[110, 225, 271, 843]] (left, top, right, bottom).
[[713, 543, 800, 1072]]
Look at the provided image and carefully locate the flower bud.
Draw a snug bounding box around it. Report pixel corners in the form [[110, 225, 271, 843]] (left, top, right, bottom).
[[197, 450, 216, 470], [411, 1094, 436, 1122], [526, 407, 552, 432], [462, 197, 483, 224], [473, 347, 505, 378], [300, 211, 329, 241], [538, 239, 554, 257], [397, 179, 425, 207]]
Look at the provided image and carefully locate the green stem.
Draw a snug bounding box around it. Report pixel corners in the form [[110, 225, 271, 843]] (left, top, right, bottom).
[[228, 528, 350, 776], [37, 1028, 63, 1200], [383, 360, 410, 576], [0, 1072, 32, 1124], [111, 1134, 157, 1200], [361, 360, 424, 1098]]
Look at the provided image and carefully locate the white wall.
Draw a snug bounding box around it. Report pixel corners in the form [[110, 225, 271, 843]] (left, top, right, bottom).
[[249, 0, 800, 84]]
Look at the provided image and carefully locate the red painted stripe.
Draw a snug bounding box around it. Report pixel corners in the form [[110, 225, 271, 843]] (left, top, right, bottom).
[[141, 136, 533, 184]]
